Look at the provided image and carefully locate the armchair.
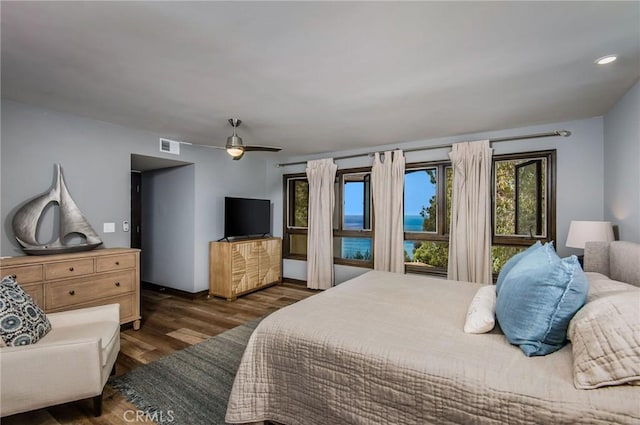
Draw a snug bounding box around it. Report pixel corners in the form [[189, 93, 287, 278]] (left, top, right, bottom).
[[0, 303, 120, 417]]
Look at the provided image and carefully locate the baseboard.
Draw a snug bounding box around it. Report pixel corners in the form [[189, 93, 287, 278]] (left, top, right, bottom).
[[282, 277, 307, 286], [141, 281, 209, 299]]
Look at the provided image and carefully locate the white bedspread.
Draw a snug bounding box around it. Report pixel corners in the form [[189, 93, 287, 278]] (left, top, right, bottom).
[[226, 271, 640, 425]]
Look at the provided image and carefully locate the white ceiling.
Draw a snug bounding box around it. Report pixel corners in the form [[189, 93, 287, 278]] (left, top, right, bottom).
[[2, 2, 639, 156]]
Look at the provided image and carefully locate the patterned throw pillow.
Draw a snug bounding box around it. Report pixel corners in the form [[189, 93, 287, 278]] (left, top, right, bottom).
[[0, 275, 51, 346]]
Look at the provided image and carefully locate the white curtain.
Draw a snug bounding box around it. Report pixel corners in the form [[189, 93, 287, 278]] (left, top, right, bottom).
[[306, 158, 337, 290], [447, 140, 493, 284], [371, 150, 405, 273]]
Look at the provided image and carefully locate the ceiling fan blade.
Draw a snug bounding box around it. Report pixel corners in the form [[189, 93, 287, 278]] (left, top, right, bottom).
[[243, 145, 282, 152]]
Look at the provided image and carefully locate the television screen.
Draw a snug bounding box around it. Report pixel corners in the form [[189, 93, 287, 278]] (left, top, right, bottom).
[[224, 197, 271, 238]]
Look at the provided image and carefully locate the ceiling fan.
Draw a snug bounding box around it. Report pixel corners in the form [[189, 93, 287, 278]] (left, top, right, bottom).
[[224, 118, 282, 160]]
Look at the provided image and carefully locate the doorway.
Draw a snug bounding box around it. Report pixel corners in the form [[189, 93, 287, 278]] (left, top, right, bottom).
[[131, 171, 142, 249], [130, 154, 193, 289]]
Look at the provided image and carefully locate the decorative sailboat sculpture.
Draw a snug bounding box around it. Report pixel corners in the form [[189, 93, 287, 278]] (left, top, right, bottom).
[[12, 164, 103, 255]]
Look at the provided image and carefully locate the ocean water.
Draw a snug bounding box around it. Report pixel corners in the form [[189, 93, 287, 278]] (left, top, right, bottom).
[[342, 215, 424, 260]]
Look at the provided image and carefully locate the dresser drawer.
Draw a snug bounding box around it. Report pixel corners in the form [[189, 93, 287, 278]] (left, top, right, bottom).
[[46, 270, 134, 309], [45, 259, 94, 280], [48, 293, 136, 324], [1, 264, 43, 284], [23, 282, 44, 308], [96, 253, 136, 273]]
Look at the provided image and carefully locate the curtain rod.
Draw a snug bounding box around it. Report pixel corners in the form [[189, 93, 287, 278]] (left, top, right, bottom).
[[275, 130, 571, 168]]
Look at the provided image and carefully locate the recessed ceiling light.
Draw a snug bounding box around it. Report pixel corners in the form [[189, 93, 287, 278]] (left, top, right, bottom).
[[595, 55, 617, 65]]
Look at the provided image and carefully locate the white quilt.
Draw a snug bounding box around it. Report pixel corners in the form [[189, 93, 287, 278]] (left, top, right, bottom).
[[226, 271, 640, 425]]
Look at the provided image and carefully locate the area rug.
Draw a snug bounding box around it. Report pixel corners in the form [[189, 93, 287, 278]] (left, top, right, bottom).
[[110, 317, 264, 425]]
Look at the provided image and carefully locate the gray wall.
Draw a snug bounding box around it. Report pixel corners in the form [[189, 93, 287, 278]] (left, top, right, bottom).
[[1, 99, 270, 292], [3, 95, 629, 288], [141, 165, 195, 291], [603, 80, 640, 243], [276, 116, 606, 283]]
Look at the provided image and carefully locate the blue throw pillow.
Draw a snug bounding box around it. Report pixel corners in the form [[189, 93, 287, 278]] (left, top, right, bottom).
[[496, 241, 542, 295], [496, 243, 588, 356], [0, 275, 51, 346]]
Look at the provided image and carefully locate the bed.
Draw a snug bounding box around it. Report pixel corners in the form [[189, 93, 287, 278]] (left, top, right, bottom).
[[225, 270, 640, 425]]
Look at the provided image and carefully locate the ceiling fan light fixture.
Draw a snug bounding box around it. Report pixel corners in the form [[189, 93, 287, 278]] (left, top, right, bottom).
[[226, 132, 245, 159], [222, 118, 281, 160], [226, 146, 245, 159]]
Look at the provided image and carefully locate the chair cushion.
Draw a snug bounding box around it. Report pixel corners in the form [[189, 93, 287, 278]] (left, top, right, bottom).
[[39, 321, 119, 366], [496, 243, 589, 356], [0, 275, 51, 346]]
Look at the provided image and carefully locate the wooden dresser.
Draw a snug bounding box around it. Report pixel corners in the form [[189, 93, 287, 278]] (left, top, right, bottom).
[[0, 248, 141, 330], [209, 237, 282, 301]]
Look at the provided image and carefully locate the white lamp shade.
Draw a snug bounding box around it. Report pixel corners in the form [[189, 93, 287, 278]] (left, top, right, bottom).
[[566, 221, 614, 249]]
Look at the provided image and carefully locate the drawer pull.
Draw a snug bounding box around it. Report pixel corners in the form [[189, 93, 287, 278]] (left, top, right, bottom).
[[115, 261, 120, 265], [69, 267, 74, 272], [115, 282, 121, 287], [69, 290, 75, 295]]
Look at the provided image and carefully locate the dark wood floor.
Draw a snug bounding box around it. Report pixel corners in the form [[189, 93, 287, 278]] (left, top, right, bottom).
[[4, 281, 316, 425]]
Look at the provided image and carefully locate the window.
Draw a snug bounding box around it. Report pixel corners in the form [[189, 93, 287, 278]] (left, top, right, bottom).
[[335, 170, 372, 265], [494, 157, 547, 238], [287, 178, 309, 228], [491, 150, 555, 273], [403, 163, 451, 275], [284, 176, 309, 259], [283, 169, 373, 266], [342, 172, 371, 231], [283, 150, 555, 278]]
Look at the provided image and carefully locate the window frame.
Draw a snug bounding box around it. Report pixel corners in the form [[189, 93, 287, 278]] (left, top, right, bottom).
[[283, 167, 375, 268], [403, 161, 451, 242], [282, 173, 309, 261], [403, 161, 451, 276], [491, 149, 556, 247], [334, 167, 374, 267], [282, 149, 556, 277]]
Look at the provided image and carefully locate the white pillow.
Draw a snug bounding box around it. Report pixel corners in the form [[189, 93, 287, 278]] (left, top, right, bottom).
[[568, 291, 640, 389], [464, 285, 496, 334]]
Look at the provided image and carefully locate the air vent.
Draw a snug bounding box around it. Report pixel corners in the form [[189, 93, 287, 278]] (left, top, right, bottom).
[[159, 138, 181, 155]]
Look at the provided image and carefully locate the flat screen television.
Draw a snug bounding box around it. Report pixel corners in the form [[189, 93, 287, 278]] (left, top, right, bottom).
[[224, 197, 271, 239]]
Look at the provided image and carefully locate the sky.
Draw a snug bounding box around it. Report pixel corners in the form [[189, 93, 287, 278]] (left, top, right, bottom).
[[404, 170, 435, 215], [343, 170, 436, 216], [344, 182, 364, 215]]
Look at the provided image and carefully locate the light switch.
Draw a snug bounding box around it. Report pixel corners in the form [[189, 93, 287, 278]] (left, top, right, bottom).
[[103, 222, 115, 233]]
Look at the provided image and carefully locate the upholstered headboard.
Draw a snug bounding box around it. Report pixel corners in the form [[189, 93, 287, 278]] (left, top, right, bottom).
[[584, 241, 640, 287]]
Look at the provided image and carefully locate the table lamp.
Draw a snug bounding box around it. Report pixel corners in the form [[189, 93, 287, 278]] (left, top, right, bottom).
[[566, 220, 614, 264]]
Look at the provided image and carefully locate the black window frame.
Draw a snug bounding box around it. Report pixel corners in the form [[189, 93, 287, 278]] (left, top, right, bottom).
[[491, 150, 556, 248], [333, 167, 374, 267], [283, 167, 374, 268], [283, 173, 309, 261], [403, 161, 451, 276], [282, 149, 556, 278]]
